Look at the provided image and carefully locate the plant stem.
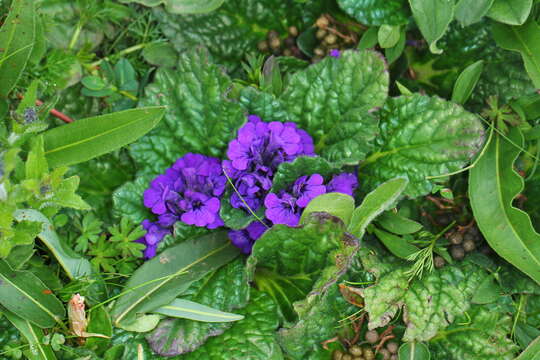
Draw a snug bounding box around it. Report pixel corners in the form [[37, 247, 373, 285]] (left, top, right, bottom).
[[90, 43, 151, 68]]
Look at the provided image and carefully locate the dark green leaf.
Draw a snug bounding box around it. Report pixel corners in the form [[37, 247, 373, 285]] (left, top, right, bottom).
[[300, 192, 355, 226], [409, 0, 455, 54], [85, 307, 112, 355], [487, 0, 533, 25], [120, 0, 225, 14], [398, 343, 431, 360], [0, 260, 65, 328], [110, 231, 240, 327], [142, 42, 178, 67], [0, 0, 35, 98], [376, 211, 422, 235], [358, 27, 379, 50], [516, 335, 540, 359], [471, 275, 501, 304], [113, 176, 153, 224], [281, 50, 388, 165], [43, 107, 166, 168], [337, 0, 410, 26], [271, 156, 338, 192], [492, 19, 540, 88], [146, 259, 249, 356], [373, 227, 419, 259], [385, 27, 406, 64], [361, 94, 485, 197], [455, 0, 494, 26], [452, 60, 484, 105], [469, 128, 540, 284]]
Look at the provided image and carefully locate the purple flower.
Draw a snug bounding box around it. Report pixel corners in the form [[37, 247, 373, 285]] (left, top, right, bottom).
[[292, 174, 326, 207], [143, 174, 176, 215], [265, 192, 301, 227], [180, 191, 222, 228], [228, 221, 267, 254], [330, 49, 341, 58], [136, 220, 171, 259], [327, 173, 358, 196]]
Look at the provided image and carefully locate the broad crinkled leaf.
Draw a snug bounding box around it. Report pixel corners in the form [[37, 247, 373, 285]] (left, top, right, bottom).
[[271, 156, 338, 193], [247, 213, 357, 321], [357, 249, 490, 342], [113, 176, 153, 224], [146, 259, 249, 356], [281, 50, 389, 165], [131, 48, 245, 176], [337, 0, 410, 26], [360, 94, 485, 198], [430, 304, 518, 359], [239, 87, 290, 123], [154, 0, 321, 65], [183, 290, 282, 360]]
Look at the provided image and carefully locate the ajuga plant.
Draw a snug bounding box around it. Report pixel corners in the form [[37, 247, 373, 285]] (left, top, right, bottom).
[[2, 0, 540, 359]]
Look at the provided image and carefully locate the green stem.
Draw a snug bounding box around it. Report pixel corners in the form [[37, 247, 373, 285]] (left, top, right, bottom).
[[90, 43, 151, 68], [68, 23, 83, 50]]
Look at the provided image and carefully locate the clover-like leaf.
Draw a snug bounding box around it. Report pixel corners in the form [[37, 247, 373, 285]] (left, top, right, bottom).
[[360, 94, 485, 198], [281, 50, 389, 165]]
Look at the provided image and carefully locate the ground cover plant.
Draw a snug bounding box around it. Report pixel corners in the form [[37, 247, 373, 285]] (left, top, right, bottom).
[[1, 0, 540, 359]]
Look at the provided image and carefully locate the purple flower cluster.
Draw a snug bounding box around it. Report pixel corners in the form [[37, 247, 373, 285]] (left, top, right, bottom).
[[264, 172, 357, 227], [223, 115, 315, 212], [136, 153, 226, 258]]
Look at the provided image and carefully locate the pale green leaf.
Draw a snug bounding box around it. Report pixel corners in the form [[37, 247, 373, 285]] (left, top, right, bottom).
[[487, 0, 532, 25], [408, 0, 455, 54], [152, 298, 244, 322], [452, 60, 484, 105], [300, 192, 355, 226], [455, 0, 494, 26]]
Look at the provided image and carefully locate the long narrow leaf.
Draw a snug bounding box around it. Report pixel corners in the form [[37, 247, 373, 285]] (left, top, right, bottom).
[[0, 260, 65, 328], [516, 335, 540, 360], [43, 106, 166, 168], [152, 298, 244, 322], [110, 231, 240, 327]]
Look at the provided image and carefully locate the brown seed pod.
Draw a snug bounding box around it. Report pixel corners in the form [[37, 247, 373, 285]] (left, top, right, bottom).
[[434, 256, 445, 269], [365, 330, 379, 344], [314, 47, 325, 57], [363, 348, 375, 360], [349, 345, 363, 356], [316, 15, 330, 28], [342, 354, 353, 360], [379, 348, 391, 360], [288, 25, 299, 37], [283, 49, 292, 57], [316, 28, 327, 40], [463, 239, 476, 252], [267, 30, 279, 40], [333, 350, 344, 360], [324, 33, 338, 45], [386, 342, 398, 354], [257, 40, 269, 52], [451, 245, 465, 260], [449, 232, 463, 245]]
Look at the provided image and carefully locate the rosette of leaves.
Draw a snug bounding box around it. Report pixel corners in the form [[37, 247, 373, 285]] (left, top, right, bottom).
[[153, 0, 324, 65]]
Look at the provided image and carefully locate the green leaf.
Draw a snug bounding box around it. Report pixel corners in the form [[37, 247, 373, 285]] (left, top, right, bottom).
[[281, 50, 389, 165], [219, 196, 263, 230], [43, 106, 165, 168], [1, 307, 57, 360], [398, 343, 431, 360], [348, 177, 408, 239], [51, 176, 91, 210], [451, 60, 484, 105], [469, 128, 540, 285], [429, 304, 518, 359], [239, 87, 291, 123], [146, 259, 249, 356], [131, 48, 244, 175], [358, 253, 489, 342], [81, 76, 107, 91], [271, 156, 338, 192], [113, 176, 153, 224], [492, 19, 540, 88], [85, 306, 113, 355], [337, 0, 410, 26], [14, 209, 93, 280], [471, 274, 501, 304], [183, 290, 282, 360], [110, 231, 240, 327], [487, 0, 532, 25], [0, 0, 35, 98], [0, 260, 65, 328], [247, 213, 357, 321], [376, 211, 422, 235], [360, 94, 485, 198], [25, 136, 48, 180], [120, 0, 225, 14], [516, 335, 540, 360], [358, 27, 379, 50], [373, 227, 419, 259], [409, 0, 455, 54], [152, 299, 244, 322], [455, 0, 494, 26], [385, 27, 407, 64], [142, 42, 178, 68], [378, 25, 401, 48], [300, 192, 355, 226]]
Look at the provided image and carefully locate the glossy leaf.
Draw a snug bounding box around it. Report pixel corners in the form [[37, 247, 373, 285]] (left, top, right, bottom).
[[469, 128, 540, 284], [398, 343, 431, 360], [348, 178, 408, 239], [492, 19, 540, 88], [516, 335, 540, 360], [120, 0, 226, 14], [0, 260, 65, 328], [376, 211, 422, 235], [85, 306, 113, 355], [14, 209, 92, 280], [0, 0, 35, 98], [487, 0, 532, 25], [271, 156, 338, 192], [43, 107, 165, 168], [378, 25, 401, 48], [152, 299, 244, 322], [361, 94, 485, 197], [385, 28, 407, 64], [1, 307, 57, 360], [183, 290, 282, 360], [110, 231, 239, 327], [455, 0, 494, 26], [358, 27, 379, 50], [281, 50, 389, 165], [300, 192, 355, 226], [239, 86, 291, 123], [112, 176, 153, 224], [337, 0, 410, 26], [146, 259, 249, 356], [452, 60, 484, 104], [409, 0, 455, 54], [373, 228, 419, 259]]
